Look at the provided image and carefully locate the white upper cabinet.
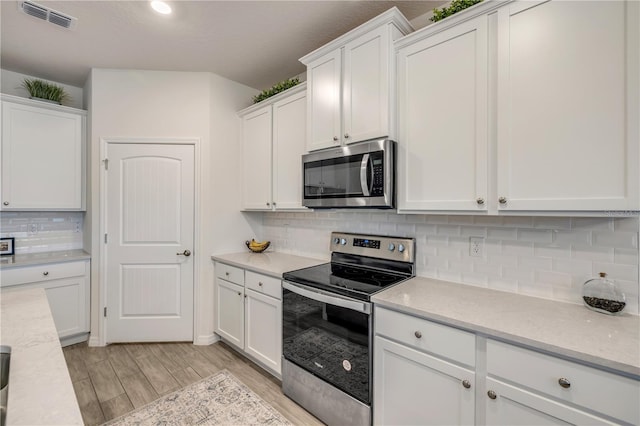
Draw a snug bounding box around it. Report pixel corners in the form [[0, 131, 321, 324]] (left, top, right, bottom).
[[1, 95, 86, 211], [240, 83, 307, 211], [397, 15, 488, 212], [301, 7, 413, 151], [496, 0, 639, 212], [396, 0, 639, 215]]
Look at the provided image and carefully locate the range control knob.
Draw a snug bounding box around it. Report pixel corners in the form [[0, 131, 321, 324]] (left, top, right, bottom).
[[398, 244, 406, 253], [340, 238, 347, 245], [333, 237, 340, 245], [388, 243, 395, 252]]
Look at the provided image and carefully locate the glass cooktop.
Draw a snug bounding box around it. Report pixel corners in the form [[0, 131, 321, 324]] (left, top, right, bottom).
[[283, 262, 410, 302]]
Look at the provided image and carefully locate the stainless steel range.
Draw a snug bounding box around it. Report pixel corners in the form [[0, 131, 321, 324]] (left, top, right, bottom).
[[282, 232, 416, 426]]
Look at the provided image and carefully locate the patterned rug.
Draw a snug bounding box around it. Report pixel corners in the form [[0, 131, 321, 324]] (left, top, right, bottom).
[[103, 370, 293, 426]]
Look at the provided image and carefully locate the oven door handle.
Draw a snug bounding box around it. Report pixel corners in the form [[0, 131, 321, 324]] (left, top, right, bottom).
[[283, 282, 371, 314], [360, 154, 370, 197]]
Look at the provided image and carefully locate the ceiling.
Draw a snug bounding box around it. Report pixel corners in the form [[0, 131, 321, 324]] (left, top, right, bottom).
[[0, 0, 446, 91]]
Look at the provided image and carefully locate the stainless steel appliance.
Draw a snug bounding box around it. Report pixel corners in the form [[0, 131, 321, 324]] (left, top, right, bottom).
[[302, 139, 395, 209], [282, 232, 415, 425]]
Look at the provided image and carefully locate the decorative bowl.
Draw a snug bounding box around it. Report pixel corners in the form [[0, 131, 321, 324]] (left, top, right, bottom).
[[245, 240, 270, 253]]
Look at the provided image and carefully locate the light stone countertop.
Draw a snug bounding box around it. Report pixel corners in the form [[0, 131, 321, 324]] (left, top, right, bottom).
[[0, 288, 83, 425], [0, 249, 90, 270], [372, 277, 640, 377], [212, 251, 327, 278]]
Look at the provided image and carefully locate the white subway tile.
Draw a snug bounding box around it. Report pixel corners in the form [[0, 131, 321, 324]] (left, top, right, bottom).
[[592, 231, 638, 249], [427, 235, 448, 247], [474, 262, 501, 276], [552, 230, 591, 245], [461, 272, 489, 286], [615, 279, 639, 315], [436, 247, 463, 259], [487, 227, 518, 240], [448, 237, 468, 252], [447, 215, 475, 225], [552, 258, 592, 276], [571, 217, 614, 231], [613, 217, 640, 232], [591, 262, 639, 282], [460, 226, 487, 237], [437, 225, 461, 236], [518, 281, 554, 300], [437, 269, 462, 283], [533, 217, 572, 230], [415, 224, 438, 236], [449, 260, 473, 273], [572, 245, 614, 262], [519, 256, 553, 270], [534, 243, 571, 258], [502, 240, 534, 256], [502, 216, 534, 228], [473, 216, 504, 226], [614, 248, 639, 265], [488, 253, 518, 267], [535, 270, 572, 287], [487, 277, 519, 292], [485, 239, 502, 255], [424, 215, 450, 224], [426, 256, 449, 269], [503, 266, 534, 281], [517, 229, 553, 244]]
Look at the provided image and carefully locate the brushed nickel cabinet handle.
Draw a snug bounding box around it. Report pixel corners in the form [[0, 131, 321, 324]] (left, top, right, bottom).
[[2, 202, 8, 206], [476, 198, 485, 205], [333, 136, 339, 141], [414, 331, 422, 339], [43, 271, 49, 276], [558, 378, 571, 389], [462, 380, 471, 389], [487, 390, 497, 399], [498, 196, 507, 205]]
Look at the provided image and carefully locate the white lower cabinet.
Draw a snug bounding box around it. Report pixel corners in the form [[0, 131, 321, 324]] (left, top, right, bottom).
[[0, 259, 90, 346], [214, 262, 282, 376], [485, 339, 640, 426], [373, 307, 476, 425]]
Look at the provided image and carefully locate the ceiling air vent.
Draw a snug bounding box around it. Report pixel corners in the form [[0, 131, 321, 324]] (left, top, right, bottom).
[[19, 1, 77, 29]]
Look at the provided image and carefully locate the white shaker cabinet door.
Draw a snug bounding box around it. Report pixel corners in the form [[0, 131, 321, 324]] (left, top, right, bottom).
[[1, 99, 84, 210], [244, 288, 282, 375], [397, 15, 488, 211], [374, 336, 475, 426], [496, 0, 639, 211], [272, 90, 306, 210], [241, 105, 273, 210], [343, 25, 390, 145], [306, 49, 342, 151], [215, 278, 245, 350]]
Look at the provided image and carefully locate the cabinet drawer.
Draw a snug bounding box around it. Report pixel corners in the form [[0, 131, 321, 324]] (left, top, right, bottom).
[[215, 262, 244, 285], [375, 307, 475, 367], [245, 271, 281, 300], [0, 261, 87, 287], [487, 339, 640, 425]]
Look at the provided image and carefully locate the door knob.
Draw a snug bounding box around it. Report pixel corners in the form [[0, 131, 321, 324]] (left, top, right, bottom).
[[177, 249, 191, 256]]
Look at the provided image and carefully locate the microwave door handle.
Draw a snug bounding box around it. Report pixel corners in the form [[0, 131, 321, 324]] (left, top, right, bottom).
[[360, 154, 370, 196], [283, 282, 371, 314]]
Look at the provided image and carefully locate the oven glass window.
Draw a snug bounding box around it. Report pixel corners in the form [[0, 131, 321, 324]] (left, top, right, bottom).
[[282, 288, 370, 404], [304, 154, 364, 198]]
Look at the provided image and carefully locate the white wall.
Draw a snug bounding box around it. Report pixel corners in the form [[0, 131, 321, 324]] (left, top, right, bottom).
[[260, 212, 640, 315], [87, 69, 258, 345], [1, 68, 84, 109]]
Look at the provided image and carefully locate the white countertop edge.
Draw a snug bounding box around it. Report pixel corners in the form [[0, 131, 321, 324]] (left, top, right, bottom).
[[0, 249, 90, 269], [211, 251, 326, 278]]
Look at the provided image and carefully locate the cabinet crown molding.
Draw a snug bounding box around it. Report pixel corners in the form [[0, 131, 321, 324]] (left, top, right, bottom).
[[299, 6, 413, 65], [1, 93, 87, 115], [237, 81, 306, 117]]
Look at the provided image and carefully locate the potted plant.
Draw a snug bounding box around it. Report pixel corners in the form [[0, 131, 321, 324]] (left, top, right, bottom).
[[21, 78, 69, 105]]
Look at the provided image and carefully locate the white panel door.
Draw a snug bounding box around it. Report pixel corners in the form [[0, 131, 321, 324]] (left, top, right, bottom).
[[397, 15, 488, 211], [244, 288, 282, 374], [241, 106, 273, 210], [343, 25, 389, 144], [106, 143, 194, 342], [306, 49, 342, 151], [272, 90, 306, 210], [374, 336, 475, 426], [496, 0, 639, 211]]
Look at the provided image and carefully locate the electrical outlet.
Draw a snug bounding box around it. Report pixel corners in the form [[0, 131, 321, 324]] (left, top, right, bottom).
[[469, 237, 484, 258]]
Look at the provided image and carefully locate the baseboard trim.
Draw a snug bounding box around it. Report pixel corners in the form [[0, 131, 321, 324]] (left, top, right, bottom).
[[194, 333, 219, 346], [88, 335, 104, 347], [61, 333, 90, 347]]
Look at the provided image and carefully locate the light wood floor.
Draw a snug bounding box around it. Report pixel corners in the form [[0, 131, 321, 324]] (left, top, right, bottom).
[[62, 341, 324, 425]]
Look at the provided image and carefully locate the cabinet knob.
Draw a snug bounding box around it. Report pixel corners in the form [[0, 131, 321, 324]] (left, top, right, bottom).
[[414, 331, 422, 339], [258, 282, 263, 286], [344, 133, 350, 139], [462, 379, 471, 389], [266, 202, 271, 207], [558, 377, 571, 389], [487, 390, 497, 400], [2, 202, 8, 206], [498, 196, 508, 205], [225, 272, 229, 276], [333, 136, 339, 141], [43, 271, 49, 276], [476, 197, 485, 205], [237, 292, 241, 296], [272, 202, 276, 207]]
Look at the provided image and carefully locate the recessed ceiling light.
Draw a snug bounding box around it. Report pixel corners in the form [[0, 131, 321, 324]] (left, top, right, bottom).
[[150, 0, 171, 15]]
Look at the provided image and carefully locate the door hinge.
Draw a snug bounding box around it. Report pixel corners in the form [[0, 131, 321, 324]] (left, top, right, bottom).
[[104, 307, 107, 317], [103, 158, 109, 170], [104, 233, 108, 243]]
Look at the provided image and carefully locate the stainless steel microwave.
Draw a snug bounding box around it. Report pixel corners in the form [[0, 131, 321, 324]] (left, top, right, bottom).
[[302, 139, 395, 209]]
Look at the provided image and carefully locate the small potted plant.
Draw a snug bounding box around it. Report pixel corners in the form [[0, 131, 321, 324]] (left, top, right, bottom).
[[21, 78, 69, 105]]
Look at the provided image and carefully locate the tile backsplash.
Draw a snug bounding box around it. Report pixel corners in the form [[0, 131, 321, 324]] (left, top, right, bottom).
[[0, 212, 83, 253], [260, 212, 640, 315]]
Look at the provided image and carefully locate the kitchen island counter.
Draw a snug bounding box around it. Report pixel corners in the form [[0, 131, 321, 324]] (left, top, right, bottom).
[[212, 251, 326, 278], [373, 276, 640, 377], [0, 288, 83, 425]]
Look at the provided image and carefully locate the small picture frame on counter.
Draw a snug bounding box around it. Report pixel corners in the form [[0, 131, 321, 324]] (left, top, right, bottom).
[[0, 237, 15, 256]]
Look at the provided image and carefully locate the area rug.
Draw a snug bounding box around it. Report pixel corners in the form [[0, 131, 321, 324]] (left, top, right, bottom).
[[103, 370, 293, 426]]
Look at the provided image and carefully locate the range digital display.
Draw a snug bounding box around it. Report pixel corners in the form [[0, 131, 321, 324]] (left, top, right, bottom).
[[353, 238, 380, 249]]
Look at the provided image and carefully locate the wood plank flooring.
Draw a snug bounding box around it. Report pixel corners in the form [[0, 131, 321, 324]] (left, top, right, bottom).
[[62, 341, 324, 425]]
